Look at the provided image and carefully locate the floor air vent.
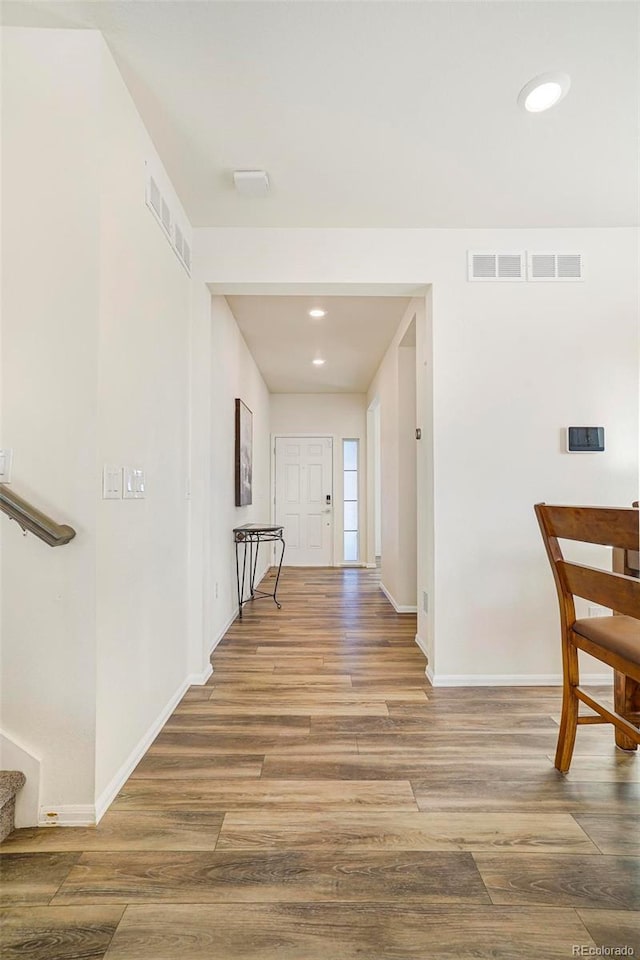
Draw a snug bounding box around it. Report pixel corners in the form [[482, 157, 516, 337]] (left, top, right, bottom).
[[528, 253, 583, 281], [467, 251, 525, 282]]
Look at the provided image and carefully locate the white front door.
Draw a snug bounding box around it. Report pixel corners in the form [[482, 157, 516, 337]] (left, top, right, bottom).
[[275, 437, 333, 566]]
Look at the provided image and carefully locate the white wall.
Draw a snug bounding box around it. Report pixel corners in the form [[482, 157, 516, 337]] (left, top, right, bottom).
[[94, 42, 192, 804], [368, 303, 422, 611], [397, 339, 417, 608], [194, 227, 638, 683], [209, 297, 271, 637], [1, 27, 102, 809], [1, 27, 195, 820], [270, 393, 367, 564]]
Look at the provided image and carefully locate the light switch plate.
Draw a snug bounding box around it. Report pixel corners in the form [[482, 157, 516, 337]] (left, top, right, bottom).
[[102, 465, 122, 499], [0, 449, 13, 483], [123, 467, 145, 499]]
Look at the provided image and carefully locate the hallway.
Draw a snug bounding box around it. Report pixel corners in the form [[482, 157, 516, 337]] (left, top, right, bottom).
[[1, 567, 639, 958]]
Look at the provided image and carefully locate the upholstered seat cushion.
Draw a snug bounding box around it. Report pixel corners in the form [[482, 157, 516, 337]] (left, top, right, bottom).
[[572, 616, 640, 665]]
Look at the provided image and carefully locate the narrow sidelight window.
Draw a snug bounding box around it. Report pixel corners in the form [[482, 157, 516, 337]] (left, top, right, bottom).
[[343, 439, 359, 562]]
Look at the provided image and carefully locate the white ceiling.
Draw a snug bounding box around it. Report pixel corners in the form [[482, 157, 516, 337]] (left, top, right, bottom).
[[3, 1, 638, 229], [225, 295, 411, 393]]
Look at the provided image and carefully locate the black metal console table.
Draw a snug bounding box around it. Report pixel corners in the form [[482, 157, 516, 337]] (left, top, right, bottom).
[[233, 523, 285, 620]]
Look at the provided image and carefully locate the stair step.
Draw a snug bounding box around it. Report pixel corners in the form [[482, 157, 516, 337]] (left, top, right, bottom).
[[0, 770, 26, 843]]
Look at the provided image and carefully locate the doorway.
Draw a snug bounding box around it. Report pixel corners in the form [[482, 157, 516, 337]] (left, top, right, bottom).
[[274, 436, 333, 565]]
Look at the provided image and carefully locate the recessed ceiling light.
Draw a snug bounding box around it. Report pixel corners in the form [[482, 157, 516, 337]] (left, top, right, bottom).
[[308, 309, 326, 318], [312, 358, 325, 366], [518, 73, 571, 113]]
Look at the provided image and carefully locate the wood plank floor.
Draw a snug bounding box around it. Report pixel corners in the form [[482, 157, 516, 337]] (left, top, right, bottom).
[[1, 566, 638, 959]]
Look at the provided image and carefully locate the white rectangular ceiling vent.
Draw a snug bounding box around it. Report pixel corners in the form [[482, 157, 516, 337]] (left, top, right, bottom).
[[528, 253, 583, 281], [467, 251, 525, 282]]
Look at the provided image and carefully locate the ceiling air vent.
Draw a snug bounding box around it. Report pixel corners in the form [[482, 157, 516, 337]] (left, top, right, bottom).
[[528, 253, 583, 281], [467, 251, 525, 282]]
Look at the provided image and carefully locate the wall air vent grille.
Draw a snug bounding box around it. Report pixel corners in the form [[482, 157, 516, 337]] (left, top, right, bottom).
[[174, 223, 184, 259], [145, 162, 192, 277], [468, 251, 525, 282], [172, 224, 192, 275], [149, 177, 162, 218], [161, 198, 172, 236], [528, 253, 583, 281], [182, 240, 191, 272]]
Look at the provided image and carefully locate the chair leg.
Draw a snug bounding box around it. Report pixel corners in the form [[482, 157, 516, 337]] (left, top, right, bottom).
[[614, 672, 639, 751], [555, 639, 580, 773]]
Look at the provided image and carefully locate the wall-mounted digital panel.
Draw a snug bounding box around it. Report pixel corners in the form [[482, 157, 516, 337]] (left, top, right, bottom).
[[567, 427, 605, 453]]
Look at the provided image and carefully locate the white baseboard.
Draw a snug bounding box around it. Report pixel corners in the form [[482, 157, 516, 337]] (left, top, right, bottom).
[[209, 608, 239, 657], [208, 562, 270, 662], [380, 582, 417, 614], [38, 805, 96, 828], [414, 633, 429, 662], [92, 664, 211, 825], [36, 588, 252, 829], [365, 562, 377, 569], [428, 672, 613, 688]]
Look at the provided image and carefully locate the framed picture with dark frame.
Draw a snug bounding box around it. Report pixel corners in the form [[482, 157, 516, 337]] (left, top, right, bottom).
[[235, 399, 253, 506]]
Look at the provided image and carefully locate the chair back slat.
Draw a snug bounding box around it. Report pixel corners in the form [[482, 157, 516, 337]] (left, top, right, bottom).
[[558, 561, 640, 620], [539, 505, 639, 550]]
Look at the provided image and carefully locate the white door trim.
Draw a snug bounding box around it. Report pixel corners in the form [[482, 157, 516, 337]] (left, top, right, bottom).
[[272, 434, 336, 567]]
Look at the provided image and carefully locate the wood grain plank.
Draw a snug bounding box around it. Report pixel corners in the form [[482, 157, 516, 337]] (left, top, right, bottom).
[[311, 715, 559, 735], [560, 754, 640, 782], [573, 815, 640, 855], [0, 905, 125, 960], [129, 754, 264, 779], [0, 852, 80, 904], [474, 853, 640, 909], [411, 779, 640, 813], [147, 732, 358, 757], [217, 811, 598, 854], [172, 700, 390, 717], [208, 673, 352, 687], [577, 909, 640, 954], [162, 716, 310, 736], [110, 779, 418, 812], [53, 849, 489, 904], [356, 732, 561, 755], [0, 811, 224, 853], [262, 755, 559, 781], [103, 902, 596, 960]]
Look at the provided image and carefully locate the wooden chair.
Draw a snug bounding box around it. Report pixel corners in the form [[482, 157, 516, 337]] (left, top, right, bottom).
[[535, 504, 640, 772]]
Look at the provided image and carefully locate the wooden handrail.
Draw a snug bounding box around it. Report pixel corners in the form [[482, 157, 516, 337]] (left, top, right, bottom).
[[0, 486, 76, 546]]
